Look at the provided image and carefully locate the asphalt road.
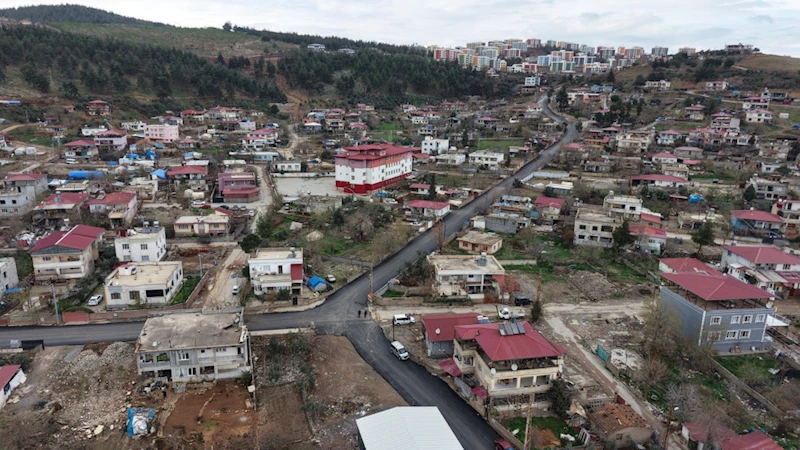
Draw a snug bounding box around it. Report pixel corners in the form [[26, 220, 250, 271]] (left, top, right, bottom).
[[0, 98, 576, 449]]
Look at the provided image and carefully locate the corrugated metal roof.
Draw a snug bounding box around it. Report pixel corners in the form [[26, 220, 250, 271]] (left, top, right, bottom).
[[356, 407, 463, 450]]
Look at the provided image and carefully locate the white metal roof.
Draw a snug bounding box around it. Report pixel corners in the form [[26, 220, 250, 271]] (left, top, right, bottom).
[[356, 406, 463, 450]]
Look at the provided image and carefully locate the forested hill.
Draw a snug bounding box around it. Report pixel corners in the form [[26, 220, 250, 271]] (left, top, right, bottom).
[[0, 25, 286, 104], [279, 49, 498, 109], [0, 4, 164, 26]]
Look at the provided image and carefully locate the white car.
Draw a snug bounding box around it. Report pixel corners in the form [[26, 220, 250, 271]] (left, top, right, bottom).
[[87, 295, 103, 306], [498, 307, 523, 320], [326, 274, 336, 283], [191, 200, 206, 207], [392, 314, 416, 326], [248, 210, 256, 217]]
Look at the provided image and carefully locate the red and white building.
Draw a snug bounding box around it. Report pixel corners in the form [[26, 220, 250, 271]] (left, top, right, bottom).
[[335, 144, 414, 194], [630, 174, 686, 188], [85, 100, 110, 116], [405, 200, 451, 220], [248, 247, 303, 296]]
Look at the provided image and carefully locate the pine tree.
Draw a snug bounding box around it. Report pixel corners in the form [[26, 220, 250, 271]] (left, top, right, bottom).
[[612, 220, 635, 251], [692, 221, 715, 256]]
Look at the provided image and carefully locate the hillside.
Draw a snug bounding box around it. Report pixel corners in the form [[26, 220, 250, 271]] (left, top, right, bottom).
[[0, 4, 162, 26], [737, 53, 800, 73]]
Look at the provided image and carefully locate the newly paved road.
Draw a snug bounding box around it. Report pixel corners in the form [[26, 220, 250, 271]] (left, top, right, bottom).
[[0, 99, 576, 449]]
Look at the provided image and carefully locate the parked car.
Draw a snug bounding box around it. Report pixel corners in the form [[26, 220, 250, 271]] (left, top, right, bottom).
[[199, 204, 211, 209], [218, 205, 230, 210], [326, 274, 336, 283], [498, 307, 523, 320], [392, 314, 416, 326], [238, 205, 246, 211], [248, 210, 256, 217], [232, 205, 240, 211], [390, 341, 409, 360], [514, 295, 532, 306], [65, 158, 78, 165], [191, 200, 206, 207], [87, 295, 103, 306], [232, 285, 240, 295], [494, 438, 514, 450]]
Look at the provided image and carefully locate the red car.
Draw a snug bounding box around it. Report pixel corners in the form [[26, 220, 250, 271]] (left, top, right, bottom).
[[199, 204, 211, 209], [494, 438, 514, 450]]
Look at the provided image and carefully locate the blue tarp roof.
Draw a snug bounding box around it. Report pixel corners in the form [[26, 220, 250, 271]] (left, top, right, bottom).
[[4, 287, 24, 294], [154, 142, 165, 149], [127, 407, 156, 437], [307, 276, 326, 289], [152, 169, 166, 180], [145, 150, 157, 160], [124, 153, 141, 159], [184, 152, 195, 159], [107, 162, 119, 166]]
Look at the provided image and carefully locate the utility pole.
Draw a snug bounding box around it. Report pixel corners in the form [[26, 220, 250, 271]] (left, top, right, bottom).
[[50, 284, 59, 325], [523, 393, 534, 450], [198, 253, 203, 278]]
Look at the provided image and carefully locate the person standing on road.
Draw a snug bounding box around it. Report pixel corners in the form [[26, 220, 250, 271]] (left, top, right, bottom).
[[358, 310, 361, 318]]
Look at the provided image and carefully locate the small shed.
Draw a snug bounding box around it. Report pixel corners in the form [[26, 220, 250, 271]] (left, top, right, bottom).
[[306, 276, 327, 292]]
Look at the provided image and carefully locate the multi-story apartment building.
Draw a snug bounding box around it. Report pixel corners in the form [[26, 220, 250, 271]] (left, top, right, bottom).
[[678, 47, 697, 56], [731, 209, 784, 237], [428, 253, 506, 300], [144, 124, 179, 143], [174, 215, 229, 237], [721, 245, 800, 298], [29, 225, 104, 281], [32, 192, 88, 228], [93, 129, 127, 152], [603, 192, 642, 220], [659, 269, 776, 352], [248, 247, 303, 296], [452, 320, 565, 408], [747, 176, 788, 200], [167, 165, 208, 191], [468, 151, 505, 168], [573, 206, 622, 247], [0, 173, 48, 218], [334, 144, 414, 195], [421, 137, 449, 155], [104, 261, 184, 308], [616, 131, 653, 153], [651, 46, 669, 57], [135, 312, 250, 382], [218, 172, 259, 202], [115, 226, 167, 262], [86, 100, 110, 116], [644, 80, 671, 91]]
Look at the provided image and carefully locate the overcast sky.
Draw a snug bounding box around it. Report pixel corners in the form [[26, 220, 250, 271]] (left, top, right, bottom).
[[3, 0, 800, 56]]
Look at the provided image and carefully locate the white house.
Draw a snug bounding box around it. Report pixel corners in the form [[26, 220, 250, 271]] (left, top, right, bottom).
[[121, 121, 146, 132], [746, 110, 773, 123], [428, 253, 506, 299], [248, 247, 303, 296], [469, 151, 505, 168], [436, 154, 466, 166], [0, 365, 26, 410], [656, 130, 685, 146], [421, 137, 449, 155], [273, 161, 302, 172], [114, 226, 167, 262], [104, 262, 184, 308]]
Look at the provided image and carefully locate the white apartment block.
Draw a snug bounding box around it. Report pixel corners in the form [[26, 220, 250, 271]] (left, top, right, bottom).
[[469, 151, 505, 167], [104, 261, 184, 308], [115, 226, 167, 262], [421, 137, 449, 155], [603, 192, 642, 220], [0, 257, 19, 300]]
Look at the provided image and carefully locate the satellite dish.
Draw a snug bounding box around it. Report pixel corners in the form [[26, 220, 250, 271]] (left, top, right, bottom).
[[490, 368, 497, 375], [435, 328, 441, 335], [511, 364, 518, 371]]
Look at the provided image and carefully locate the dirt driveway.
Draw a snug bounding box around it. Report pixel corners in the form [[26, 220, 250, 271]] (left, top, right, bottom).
[[202, 248, 247, 310]]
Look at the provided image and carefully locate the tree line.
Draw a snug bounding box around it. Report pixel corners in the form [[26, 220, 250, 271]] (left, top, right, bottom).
[[0, 25, 286, 103], [0, 4, 165, 26]]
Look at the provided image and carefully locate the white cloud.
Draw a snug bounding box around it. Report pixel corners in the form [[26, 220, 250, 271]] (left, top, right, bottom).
[[2, 0, 799, 55]]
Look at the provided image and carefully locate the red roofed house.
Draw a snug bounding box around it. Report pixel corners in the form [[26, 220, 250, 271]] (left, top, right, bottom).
[[452, 320, 565, 407], [682, 421, 739, 450], [659, 268, 776, 352], [63, 139, 99, 161], [85, 99, 110, 116], [722, 245, 800, 298], [167, 165, 208, 191], [534, 196, 565, 223], [33, 192, 89, 228], [629, 223, 667, 255], [0, 173, 48, 218], [659, 257, 716, 274], [218, 172, 259, 203], [405, 200, 451, 220], [86, 192, 138, 227], [422, 312, 481, 357], [722, 431, 782, 450], [631, 174, 686, 188], [335, 144, 414, 194], [731, 209, 784, 237], [29, 225, 105, 281], [0, 364, 26, 410]]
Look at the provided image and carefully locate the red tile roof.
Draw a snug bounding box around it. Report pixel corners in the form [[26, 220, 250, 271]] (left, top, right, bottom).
[[631, 174, 686, 183], [405, 200, 450, 210], [88, 100, 108, 104], [86, 192, 136, 206], [640, 213, 661, 224], [0, 364, 21, 388], [660, 258, 718, 274], [454, 321, 565, 362], [96, 129, 126, 137], [422, 313, 481, 342], [682, 422, 738, 444], [167, 166, 207, 176], [6, 173, 45, 182], [37, 192, 89, 207], [29, 225, 104, 253], [650, 152, 677, 159], [438, 358, 463, 377], [409, 183, 431, 189], [662, 271, 773, 301], [534, 196, 565, 209], [675, 146, 703, 152], [721, 431, 782, 450], [337, 144, 415, 161], [723, 245, 800, 265], [732, 210, 783, 223], [65, 139, 97, 147], [629, 224, 667, 238]]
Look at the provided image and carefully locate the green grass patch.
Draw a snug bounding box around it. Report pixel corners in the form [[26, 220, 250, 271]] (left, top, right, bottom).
[[492, 245, 531, 261], [476, 139, 524, 151], [315, 235, 357, 256], [376, 122, 403, 131], [507, 416, 576, 443], [605, 262, 651, 284], [506, 261, 555, 282], [716, 354, 779, 378], [14, 252, 33, 279], [382, 289, 404, 298], [6, 126, 52, 146], [170, 276, 201, 305]]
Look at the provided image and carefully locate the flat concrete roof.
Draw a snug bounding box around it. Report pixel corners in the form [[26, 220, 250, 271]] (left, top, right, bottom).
[[251, 247, 303, 261], [107, 261, 181, 287], [117, 227, 164, 241], [136, 312, 245, 352], [457, 231, 502, 246], [604, 195, 642, 205], [175, 215, 229, 225], [428, 254, 504, 274], [576, 207, 622, 224]]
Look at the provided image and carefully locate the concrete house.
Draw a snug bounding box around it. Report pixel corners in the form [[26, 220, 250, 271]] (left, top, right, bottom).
[[0, 365, 26, 410], [631, 174, 686, 188], [731, 209, 784, 236], [87, 191, 138, 227], [656, 130, 686, 146], [29, 225, 104, 282], [0, 173, 48, 218], [659, 269, 776, 352], [485, 213, 530, 234], [468, 151, 505, 168], [721, 245, 800, 298], [422, 312, 481, 357], [587, 403, 651, 448], [218, 172, 259, 203], [574, 206, 622, 248], [115, 226, 167, 262], [174, 215, 229, 237], [456, 231, 503, 255], [629, 224, 667, 255], [405, 200, 450, 221], [534, 196, 565, 223], [104, 262, 184, 308], [452, 321, 565, 408], [772, 199, 800, 234], [167, 166, 208, 191], [93, 129, 127, 152], [32, 192, 88, 228], [747, 176, 788, 200], [428, 253, 506, 300], [248, 247, 303, 296], [0, 258, 19, 299], [63, 139, 99, 161], [85, 99, 110, 116], [603, 192, 642, 220], [135, 312, 250, 382]]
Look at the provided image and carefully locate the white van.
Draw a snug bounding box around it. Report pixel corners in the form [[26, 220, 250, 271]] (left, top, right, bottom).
[[65, 158, 79, 165], [392, 314, 416, 326], [390, 341, 409, 360]]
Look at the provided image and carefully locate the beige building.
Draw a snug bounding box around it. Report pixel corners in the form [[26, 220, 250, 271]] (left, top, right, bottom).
[[456, 231, 503, 255], [574, 206, 622, 247], [174, 215, 229, 237], [428, 253, 506, 300], [29, 225, 104, 282], [104, 262, 184, 308], [603, 192, 642, 220], [452, 321, 565, 409]]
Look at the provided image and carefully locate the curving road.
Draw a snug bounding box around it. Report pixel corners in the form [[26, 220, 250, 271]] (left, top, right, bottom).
[[0, 98, 577, 449]]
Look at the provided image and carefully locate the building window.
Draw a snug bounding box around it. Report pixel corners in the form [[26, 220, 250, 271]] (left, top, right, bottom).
[[141, 255, 149, 262], [731, 315, 741, 325], [725, 330, 738, 340], [738, 330, 751, 340], [122, 243, 130, 250], [111, 293, 121, 300], [579, 225, 586, 230], [43, 257, 51, 262], [710, 316, 721, 325], [755, 314, 766, 323], [782, 264, 791, 270], [743, 315, 753, 324], [177, 352, 190, 361], [129, 291, 140, 301]]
